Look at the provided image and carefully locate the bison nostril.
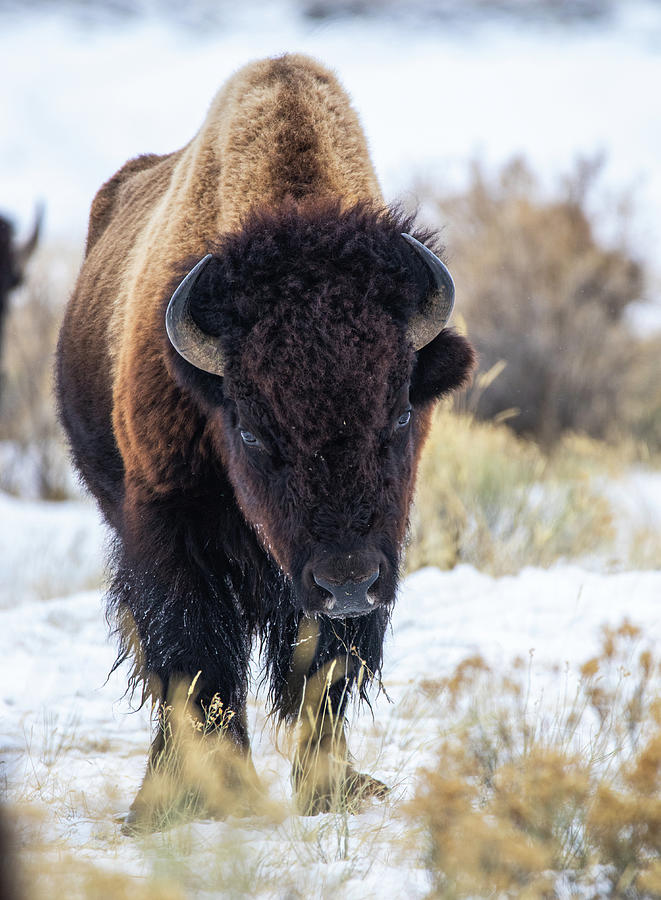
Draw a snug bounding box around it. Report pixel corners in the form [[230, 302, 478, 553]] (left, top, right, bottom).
[[312, 572, 334, 597], [358, 570, 380, 593]]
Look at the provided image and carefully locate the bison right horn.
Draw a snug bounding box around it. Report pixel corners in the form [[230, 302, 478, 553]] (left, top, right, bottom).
[[401, 233, 455, 350], [165, 254, 226, 377]]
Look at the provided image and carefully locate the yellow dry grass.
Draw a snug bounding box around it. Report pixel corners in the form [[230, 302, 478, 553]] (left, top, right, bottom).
[[408, 402, 627, 575], [408, 622, 661, 898]]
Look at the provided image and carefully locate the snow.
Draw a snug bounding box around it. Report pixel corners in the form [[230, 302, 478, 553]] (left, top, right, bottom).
[[2, 1, 661, 271], [604, 467, 661, 534], [1, 483, 659, 895], [391, 564, 661, 681], [0, 492, 107, 608]]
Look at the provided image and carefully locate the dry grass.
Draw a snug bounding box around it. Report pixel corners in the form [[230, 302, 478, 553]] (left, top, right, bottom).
[[9, 620, 661, 899], [6, 677, 399, 900], [408, 402, 625, 575], [408, 621, 661, 898]]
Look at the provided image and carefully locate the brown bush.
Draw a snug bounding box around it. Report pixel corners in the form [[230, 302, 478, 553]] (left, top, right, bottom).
[[409, 622, 661, 898], [623, 332, 661, 452], [420, 157, 652, 448]]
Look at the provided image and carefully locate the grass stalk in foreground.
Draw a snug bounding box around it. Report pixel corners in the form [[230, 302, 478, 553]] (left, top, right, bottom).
[[409, 621, 661, 898]]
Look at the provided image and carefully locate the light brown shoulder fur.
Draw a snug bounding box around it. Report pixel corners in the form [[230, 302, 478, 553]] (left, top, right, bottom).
[[85, 153, 164, 255], [80, 54, 382, 488]]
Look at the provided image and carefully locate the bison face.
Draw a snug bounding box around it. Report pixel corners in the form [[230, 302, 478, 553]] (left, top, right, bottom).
[[166, 202, 474, 617], [219, 325, 416, 619]]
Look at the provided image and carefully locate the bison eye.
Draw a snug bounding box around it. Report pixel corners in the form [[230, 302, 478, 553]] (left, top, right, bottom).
[[240, 430, 260, 447], [396, 409, 412, 429]]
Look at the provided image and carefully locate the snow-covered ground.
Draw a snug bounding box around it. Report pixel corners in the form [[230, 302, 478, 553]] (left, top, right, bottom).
[[1, 484, 659, 895], [0, 491, 107, 608]]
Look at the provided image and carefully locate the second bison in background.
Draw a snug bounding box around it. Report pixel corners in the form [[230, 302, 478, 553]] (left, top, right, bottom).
[[0, 208, 41, 380], [56, 54, 474, 827]]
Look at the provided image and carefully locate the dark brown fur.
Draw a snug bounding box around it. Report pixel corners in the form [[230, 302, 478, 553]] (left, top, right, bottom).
[[0, 216, 27, 378]]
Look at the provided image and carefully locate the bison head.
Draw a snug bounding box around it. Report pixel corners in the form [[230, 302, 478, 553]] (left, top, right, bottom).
[[166, 202, 474, 618]]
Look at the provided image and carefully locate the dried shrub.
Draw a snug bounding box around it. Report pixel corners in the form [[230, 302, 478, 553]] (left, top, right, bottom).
[[623, 332, 661, 452], [409, 621, 661, 898], [420, 157, 652, 448], [408, 403, 616, 574]]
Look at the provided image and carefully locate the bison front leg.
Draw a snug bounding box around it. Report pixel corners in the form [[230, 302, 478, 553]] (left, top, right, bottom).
[[110, 495, 259, 833], [123, 676, 262, 833], [287, 616, 389, 815]]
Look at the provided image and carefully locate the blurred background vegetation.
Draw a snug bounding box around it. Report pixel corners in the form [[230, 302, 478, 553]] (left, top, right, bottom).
[[0, 0, 645, 28], [421, 157, 658, 450]]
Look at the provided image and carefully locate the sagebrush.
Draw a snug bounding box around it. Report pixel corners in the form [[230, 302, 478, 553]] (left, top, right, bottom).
[[409, 621, 661, 898], [419, 157, 658, 450]]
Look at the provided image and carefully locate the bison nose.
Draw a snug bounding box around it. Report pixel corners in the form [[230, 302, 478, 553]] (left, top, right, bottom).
[[313, 570, 379, 618]]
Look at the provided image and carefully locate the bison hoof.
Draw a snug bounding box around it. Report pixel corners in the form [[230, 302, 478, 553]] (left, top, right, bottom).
[[295, 766, 389, 816], [121, 768, 266, 834], [120, 787, 209, 835]]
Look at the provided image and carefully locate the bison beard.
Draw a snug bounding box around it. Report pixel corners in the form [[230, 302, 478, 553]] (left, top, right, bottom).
[[56, 54, 475, 829]]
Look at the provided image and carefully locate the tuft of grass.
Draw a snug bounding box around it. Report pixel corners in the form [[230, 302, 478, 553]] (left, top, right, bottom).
[[8, 678, 399, 900], [287, 631, 389, 818], [120, 674, 285, 836], [408, 404, 618, 575], [408, 621, 661, 898]]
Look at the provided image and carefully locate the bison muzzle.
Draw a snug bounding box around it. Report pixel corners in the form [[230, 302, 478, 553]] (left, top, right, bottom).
[[56, 54, 475, 828]]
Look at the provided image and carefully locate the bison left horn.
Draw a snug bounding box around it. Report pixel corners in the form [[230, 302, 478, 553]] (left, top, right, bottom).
[[401, 233, 455, 350], [165, 254, 226, 377]]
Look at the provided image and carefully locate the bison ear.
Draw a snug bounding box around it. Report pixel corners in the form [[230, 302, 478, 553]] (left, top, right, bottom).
[[409, 329, 476, 406]]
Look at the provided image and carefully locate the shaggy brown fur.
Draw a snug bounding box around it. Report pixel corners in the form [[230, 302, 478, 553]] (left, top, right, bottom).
[[56, 54, 474, 827]]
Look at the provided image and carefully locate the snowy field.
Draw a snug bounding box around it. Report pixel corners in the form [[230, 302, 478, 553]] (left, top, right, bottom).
[[2, 2, 661, 895], [2, 484, 661, 896]]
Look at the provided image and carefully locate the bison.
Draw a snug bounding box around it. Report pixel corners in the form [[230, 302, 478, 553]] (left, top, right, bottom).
[[56, 54, 474, 828], [0, 208, 41, 381]]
